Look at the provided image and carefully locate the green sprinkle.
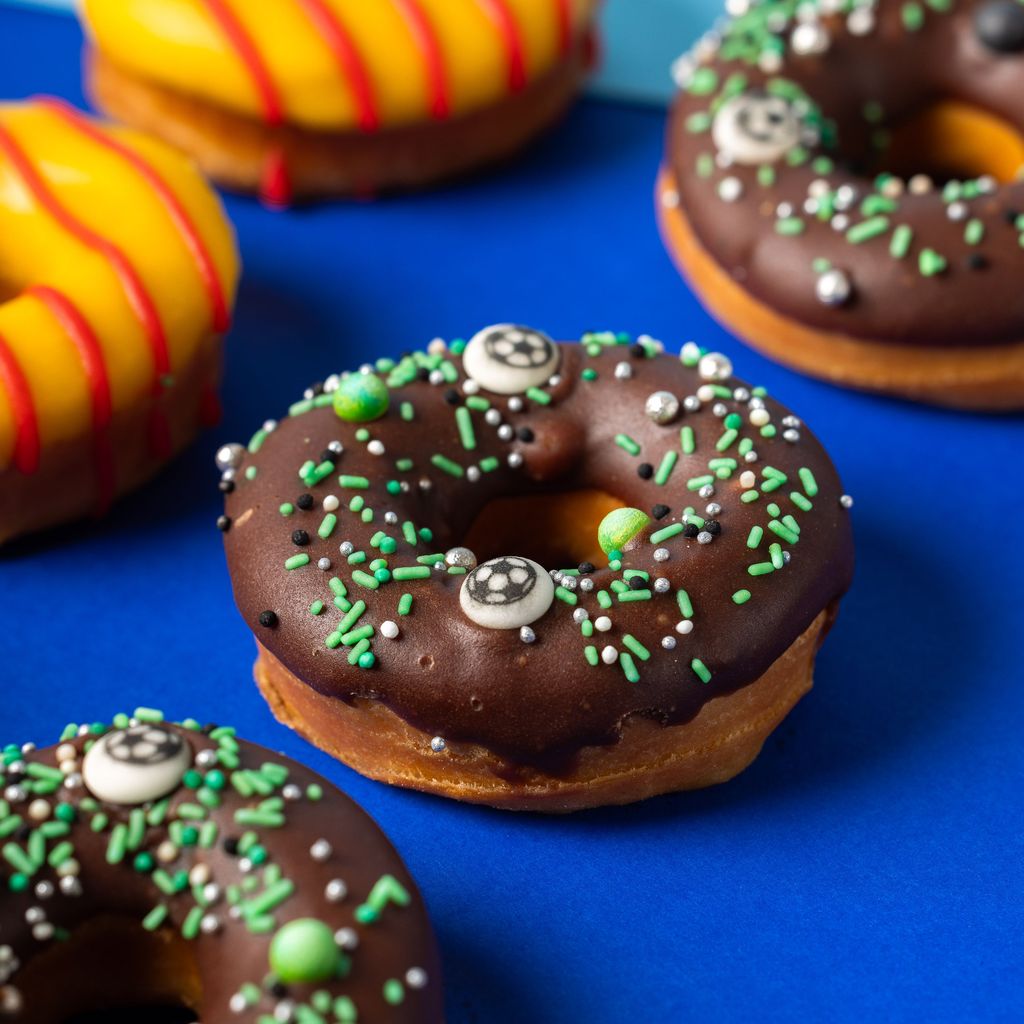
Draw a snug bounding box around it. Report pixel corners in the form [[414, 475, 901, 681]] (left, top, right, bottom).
[[687, 474, 714, 491], [454, 406, 476, 451], [747, 525, 764, 548], [741, 489, 760, 503], [770, 543, 785, 570], [393, 566, 431, 581], [965, 218, 985, 246], [555, 586, 578, 605], [732, 589, 752, 605], [716, 428, 738, 452], [338, 475, 369, 489], [525, 387, 551, 406], [650, 522, 684, 544], [685, 111, 712, 133], [798, 467, 819, 497], [758, 165, 776, 187], [919, 248, 948, 277], [847, 216, 890, 244], [890, 224, 914, 259], [676, 590, 693, 618], [688, 66, 718, 95], [791, 491, 813, 512], [622, 635, 651, 662], [680, 425, 696, 455], [618, 651, 641, 683], [584, 645, 599, 667], [398, 593, 413, 616], [430, 454, 464, 477], [400, 401, 414, 421], [142, 904, 169, 931], [351, 569, 380, 590], [769, 520, 800, 544], [318, 513, 338, 539], [285, 554, 310, 571], [617, 589, 651, 603], [775, 217, 805, 236], [245, 466, 257, 481], [691, 658, 712, 684], [902, 2, 924, 30], [383, 979, 405, 1006], [614, 434, 641, 456], [106, 824, 128, 865], [655, 450, 678, 485], [748, 562, 775, 576]]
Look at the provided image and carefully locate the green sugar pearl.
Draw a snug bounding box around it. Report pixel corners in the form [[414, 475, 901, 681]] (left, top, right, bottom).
[[598, 507, 650, 555], [333, 372, 389, 423], [269, 918, 342, 984]]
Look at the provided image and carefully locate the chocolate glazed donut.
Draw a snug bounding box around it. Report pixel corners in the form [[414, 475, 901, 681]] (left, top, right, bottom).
[[660, 0, 1024, 409], [0, 710, 442, 1022], [220, 328, 854, 812]]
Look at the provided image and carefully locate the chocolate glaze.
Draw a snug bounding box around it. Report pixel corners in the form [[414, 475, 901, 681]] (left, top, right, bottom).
[[222, 339, 854, 773], [0, 719, 442, 1022], [667, 0, 1024, 348]]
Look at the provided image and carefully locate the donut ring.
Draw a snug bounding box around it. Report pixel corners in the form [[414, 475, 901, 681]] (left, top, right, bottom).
[[220, 328, 854, 812], [660, 0, 1024, 409], [80, 0, 599, 203], [0, 708, 442, 1022], [0, 100, 238, 545]]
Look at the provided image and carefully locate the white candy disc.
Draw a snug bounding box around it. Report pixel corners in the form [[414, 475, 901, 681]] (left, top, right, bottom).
[[462, 325, 560, 395], [712, 92, 801, 165], [83, 724, 191, 805], [459, 556, 554, 630]]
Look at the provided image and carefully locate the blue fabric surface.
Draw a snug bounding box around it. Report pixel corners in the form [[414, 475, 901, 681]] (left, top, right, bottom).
[[1, 8, 1022, 1022]]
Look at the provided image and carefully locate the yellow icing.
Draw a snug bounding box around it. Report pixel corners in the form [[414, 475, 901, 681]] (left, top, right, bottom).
[[0, 102, 239, 469], [81, 0, 597, 131]]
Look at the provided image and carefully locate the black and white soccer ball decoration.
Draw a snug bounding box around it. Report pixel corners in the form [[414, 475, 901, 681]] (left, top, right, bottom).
[[83, 723, 192, 805], [712, 91, 802, 165], [459, 555, 555, 630], [462, 324, 561, 395]]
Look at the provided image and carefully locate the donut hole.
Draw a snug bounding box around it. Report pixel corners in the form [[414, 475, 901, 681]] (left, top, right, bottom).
[[13, 916, 202, 1023], [462, 488, 623, 568], [875, 99, 1024, 184]]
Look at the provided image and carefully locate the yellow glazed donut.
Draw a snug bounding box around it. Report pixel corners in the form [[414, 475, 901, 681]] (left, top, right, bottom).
[[81, 0, 601, 202], [0, 100, 239, 545]]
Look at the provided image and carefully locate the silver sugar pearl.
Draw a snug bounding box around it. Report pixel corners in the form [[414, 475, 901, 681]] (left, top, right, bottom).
[[317, 557, 332, 571], [519, 626, 537, 644], [644, 391, 681, 425], [200, 914, 221, 935], [614, 361, 633, 381], [698, 352, 733, 382], [339, 541, 354, 556], [661, 636, 677, 650], [653, 548, 670, 562], [718, 176, 743, 203], [59, 876, 82, 897], [705, 502, 722, 516], [683, 395, 702, 413], [507, 396, 524, 413], [572, 608, 589, 624], [430, 736, 447, 753], [34, 881, 54, 900], [384, 511, 399, 525], [485, 408, 502, 426], [654, 577, 671, 594], [840, 494, 854, 509], [697, 531, 713, 544], [816, 268, 853, 307], [195, 748, 218, 768], [215, 443, 245, 472], [497, 424, 514, 442], [508, 452, 524, 468], [282, 784, 302, 801], [791, 20, 830, 55], [466, 466, 481, 483], [325, 879, 348, 902], [698, 484, 715, 499], [406, 967, 429, 989], [579, 578, 594, 592], [32, 923, 54, 942], [444, 547, 477, 570], [335, 927, 359, 950], [783, 429, 801, 443], [310, 839, 332, 862], [733, 387, 750, 402], [712, 402, 728, 418]]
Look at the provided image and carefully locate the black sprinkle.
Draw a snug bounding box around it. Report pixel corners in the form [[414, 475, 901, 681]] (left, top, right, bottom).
[[416, 367, 431, 381], [16, 825, 31, 842], [201, 723, 217, 734], [309, 381, 324, 397], [651, 504, 670, 520], [965, 253, 989, 271], [629, 343, 646, 358], [516, 427, 535, 442], [318, 449, 335, 464], [270, 983, 289, 999], [296, 493, 314, 511], [218, 479, 235, 494], [223, 837, 240, 856], [578, 562, 596, 575], [292, 529, 310, 546], [683, 523, 700, 538], [637, 463, 654, 480], [216, 515, 232, 533], [258, 610, 279, 629], [1004, 208, 1021, 224], [628, 576, 647, 591], [443, 388, 461, 406], [704, 520, 721, 536]]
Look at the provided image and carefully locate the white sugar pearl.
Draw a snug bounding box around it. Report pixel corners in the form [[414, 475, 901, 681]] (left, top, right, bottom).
[[749, 408, 770, 427], [310, 839, 332, 862], [601, 646, 618, 665], [740, 471, 757, 488], [367, 440, 385, 456], [56, 744, 76, 763], [325, 879, 348, 902], [594, 616, 612, 632], [380, 620, 399, 639], [27, 800, 50, 822], [323, 495, 340, 512], [676, 620, 694, 635]]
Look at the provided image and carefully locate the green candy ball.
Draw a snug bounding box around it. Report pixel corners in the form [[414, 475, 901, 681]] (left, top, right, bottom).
[[598, 507, 650, 555], [269, 919, 340, 983], [332, 372, 389, 423]]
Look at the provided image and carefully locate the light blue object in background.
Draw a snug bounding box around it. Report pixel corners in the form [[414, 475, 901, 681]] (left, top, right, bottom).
[[2, 0, 724, 107]]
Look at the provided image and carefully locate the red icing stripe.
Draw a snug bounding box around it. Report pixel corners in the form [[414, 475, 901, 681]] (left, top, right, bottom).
[[554, 0, 573, 55], [0, 333, 40, 475], [0, 119, 173, 459], [198, 0, 285, 125], [477, 0, 527, 92], [294, 0, 380, 132], [393, 0, 450, 120], [28, 285, 116, 514], [41, 99, 231, 334]]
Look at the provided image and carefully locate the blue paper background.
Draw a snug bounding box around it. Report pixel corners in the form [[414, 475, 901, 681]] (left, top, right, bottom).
[[1, 7, 1023, 1022]]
